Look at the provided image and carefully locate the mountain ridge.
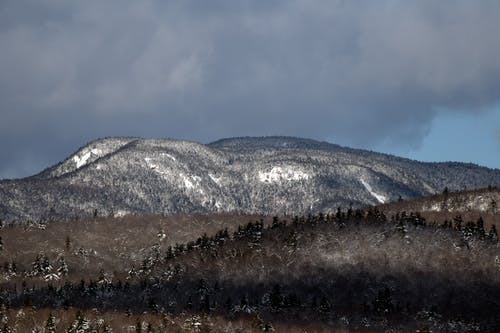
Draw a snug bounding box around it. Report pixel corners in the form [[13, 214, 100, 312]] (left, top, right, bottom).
[[1, 136, 499, 223]]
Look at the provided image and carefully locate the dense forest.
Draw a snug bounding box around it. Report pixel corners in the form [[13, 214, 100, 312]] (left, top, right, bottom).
[[0, 207, 499, 332]]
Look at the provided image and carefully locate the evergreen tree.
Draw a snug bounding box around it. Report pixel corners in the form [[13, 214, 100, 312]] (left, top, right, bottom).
[[271, 216, 280, 229], [45, 312, 56, 333], [453, 215, 463, 231], [98, 269, 109, 284], [57, 256, 68, 276], [135, 319, 143, 333], [1, 323, 11, 333], [373, 287, 393, 314], [165, 246, 175, 260], [335, 207, 343, 222], [224, 297, 233, 311], [318, 297, 331, 314], [41, 254, 52, 275], [65, 236, 71, 252], [269, 284, 283, 311], [31, 253, 52, 276], [489, 224, 498, 241], [31, 254, 43, 276], [491, 200, 497, 214], [286, 231, 298, 251], [347, 203, 353, 220], [67, 311, 90, 333], [476, 217, 486, 238], [396, 219, 407, 236], [443, 187, 449, 196]]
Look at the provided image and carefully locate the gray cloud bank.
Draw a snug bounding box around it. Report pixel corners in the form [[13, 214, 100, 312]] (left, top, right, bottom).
[[1, 1, 500, 178]]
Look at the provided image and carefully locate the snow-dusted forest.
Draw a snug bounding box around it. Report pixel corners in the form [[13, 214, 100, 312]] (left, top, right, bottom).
[[0, 207, 499, 332]]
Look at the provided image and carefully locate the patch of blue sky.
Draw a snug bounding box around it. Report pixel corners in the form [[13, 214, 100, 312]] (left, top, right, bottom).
[[377, 105, 500, 170]]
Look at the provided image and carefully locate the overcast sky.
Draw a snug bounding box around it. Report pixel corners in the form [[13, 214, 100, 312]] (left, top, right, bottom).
[[1, 1, 500, 179]]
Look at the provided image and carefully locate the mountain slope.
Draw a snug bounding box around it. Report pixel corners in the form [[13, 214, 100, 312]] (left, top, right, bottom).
[[1, 136, 499, 223]]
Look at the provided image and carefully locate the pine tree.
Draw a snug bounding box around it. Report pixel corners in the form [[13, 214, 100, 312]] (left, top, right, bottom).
[[491, 200, 497, 214], [489, 224, 498, 241], [165, 246, 175, 260], [30, 253, 52, 276], [286, 231, 298, 250], [57, 256, 68, 276], [269, 284, 283, 311], [271, 216, 280, 228], [318, 297, 331, 314], [1, 323, 12, 333], [41, 254, 52, 275], [32, 254, 43, 276], [67, 311, 90, 333], [65, 236, 71, 252], [98, 269, 108, 284], [335, 207, 343, 222], [453, 215, 463, 231], [396, 219, 406, 236], [373, 287, 393, 314], [135, 319, 142, 333], [45, 312, 56, 333], [476, 217, 485, 238], [4, 262, 16, 277], [443, 187, 449, 196]]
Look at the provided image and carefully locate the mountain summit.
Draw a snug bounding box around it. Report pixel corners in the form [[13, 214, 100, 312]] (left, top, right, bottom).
[[1, 136, 499, 223]]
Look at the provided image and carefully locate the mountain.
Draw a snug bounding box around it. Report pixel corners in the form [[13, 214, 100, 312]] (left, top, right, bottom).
[[1, 136, 500, 223]]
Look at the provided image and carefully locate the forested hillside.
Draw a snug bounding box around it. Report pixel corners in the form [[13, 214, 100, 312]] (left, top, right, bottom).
[[1, 208, 498, 332], [379, 186, 500, 227]]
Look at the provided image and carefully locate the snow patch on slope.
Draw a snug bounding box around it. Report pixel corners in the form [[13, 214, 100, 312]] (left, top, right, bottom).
[[180, 173, 195, 189], [144, 156, 205, 194], [422, 182, 436, 194], [165, 153, 176, 161], [360, 178, 387, 204], [258, 166, 310, 183], [73, 149, 103, 169], [179, 173, 204, 194], [144, 157, 157, 170], [143, 157, 174, 182], [114, 210, 130, 218], [209, 173, 222, 185]]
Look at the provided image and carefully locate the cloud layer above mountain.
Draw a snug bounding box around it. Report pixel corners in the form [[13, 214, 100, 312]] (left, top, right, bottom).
[[1, 1, 500, 177]]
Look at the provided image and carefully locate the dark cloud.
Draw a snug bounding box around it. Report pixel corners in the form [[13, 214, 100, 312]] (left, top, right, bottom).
[[1, 1, 500, 178]]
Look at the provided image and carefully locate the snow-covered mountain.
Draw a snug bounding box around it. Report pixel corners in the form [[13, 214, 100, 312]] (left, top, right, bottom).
[[1, 136, 499, 223]]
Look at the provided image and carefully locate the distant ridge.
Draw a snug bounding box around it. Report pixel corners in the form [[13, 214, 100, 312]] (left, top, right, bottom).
[[1, 136, 499, 223], [379, 186, 500, 214]]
